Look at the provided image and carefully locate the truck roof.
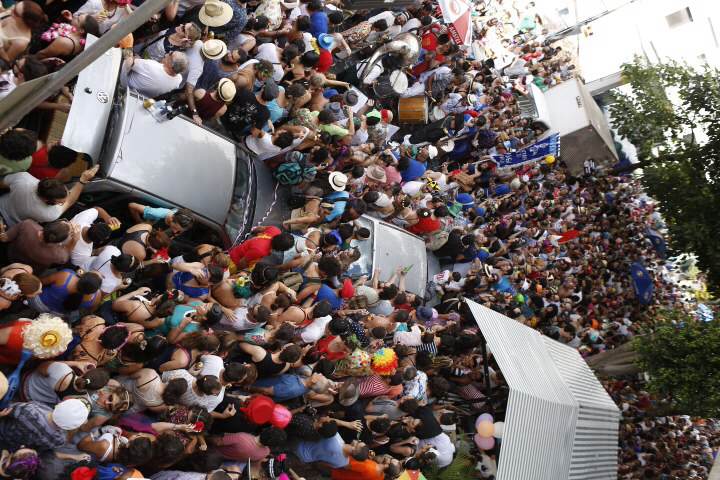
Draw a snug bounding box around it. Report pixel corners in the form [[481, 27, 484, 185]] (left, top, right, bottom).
[[106, 94, 239, 224]]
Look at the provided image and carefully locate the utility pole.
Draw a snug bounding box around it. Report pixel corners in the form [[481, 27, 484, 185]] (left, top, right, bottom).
[[0, 0, 173, 132], [543, 0, 640, 46]]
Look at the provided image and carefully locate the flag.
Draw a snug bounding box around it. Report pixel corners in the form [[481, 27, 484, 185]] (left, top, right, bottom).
[[437, 0, 473, 45], [630, 262, 654, 305], [645, 228, 667, 259]]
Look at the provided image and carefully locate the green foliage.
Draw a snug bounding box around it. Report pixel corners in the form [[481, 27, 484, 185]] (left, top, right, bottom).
[[609, 57, 720, 292], [633, 309, 720, 417], [425, 437, 476, 480]]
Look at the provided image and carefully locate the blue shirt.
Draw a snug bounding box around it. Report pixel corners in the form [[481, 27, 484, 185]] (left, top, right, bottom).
[[400, 158, 427, 182], [315, 283, 342, 311], [309, 11, 329, 37], [295, 434, 349, 468], [253, 374, 308, 402], [151, 301, 203, 337], [323, 190, 350, 223]]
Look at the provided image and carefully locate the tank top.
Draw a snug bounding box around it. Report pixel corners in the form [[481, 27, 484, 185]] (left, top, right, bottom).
[[117, 229, 148, 253], [195, 91, 225, 120], [38, 269, 99, 313], [22, 362, 73, 404], [254, 351, 285, 377]]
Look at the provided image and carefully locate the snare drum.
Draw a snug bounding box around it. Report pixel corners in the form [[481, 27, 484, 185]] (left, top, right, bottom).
[[373, 70, 409, 98], [398, 96, 428, 124]]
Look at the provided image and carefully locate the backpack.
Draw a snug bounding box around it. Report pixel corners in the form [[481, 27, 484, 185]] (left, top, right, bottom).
[[273, 152, 317, 186]]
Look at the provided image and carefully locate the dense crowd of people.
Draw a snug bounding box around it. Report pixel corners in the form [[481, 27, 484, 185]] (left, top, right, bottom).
[[0, 0, 718, 478]]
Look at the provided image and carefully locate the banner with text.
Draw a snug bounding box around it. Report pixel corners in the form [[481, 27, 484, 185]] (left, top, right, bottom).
[[490, 132, 561, 169]]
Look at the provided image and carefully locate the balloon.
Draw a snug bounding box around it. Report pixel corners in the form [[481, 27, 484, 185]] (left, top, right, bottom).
[[545, 154, 556, 165], [477, 421, 494, 437], [476, 413, 493, 429], [493, 421, 505, 438], [270, 404, 292, 429], [474, 434, 495, 451]]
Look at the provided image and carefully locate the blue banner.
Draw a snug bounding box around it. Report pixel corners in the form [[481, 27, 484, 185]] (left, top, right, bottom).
[[490, 133, 561, 169], [645, 228, 667, 259], [630, 262, 654, 305]]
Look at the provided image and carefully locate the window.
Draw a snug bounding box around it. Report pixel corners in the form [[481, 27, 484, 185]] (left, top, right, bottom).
[[665, 7, 693, 28]]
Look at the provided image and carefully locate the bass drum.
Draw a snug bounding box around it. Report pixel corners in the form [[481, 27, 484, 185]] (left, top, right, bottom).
[[373, 70, 409, 98], [398, 96, 428, 124]]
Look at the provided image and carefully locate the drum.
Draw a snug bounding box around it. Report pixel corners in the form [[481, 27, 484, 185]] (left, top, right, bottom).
[[373, 70, 409, 98], [398, 96, 428, 124], [430, 105, 446, 122]]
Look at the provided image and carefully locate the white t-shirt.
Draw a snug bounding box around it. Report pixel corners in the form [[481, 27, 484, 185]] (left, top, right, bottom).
[[367, 11, 396, 26], [246, 127, 309, 161], [161, 369, 225, 412], [255, 43, 284, 82], [401, 18, 422, 33], [0, 172, 64, 227], [394, 325, 422, 346], [126, 58, 182, 98], [199, 354, 224, 377], [300, 315, 332, 343], [141, 35, 204, 88], [219, 306, 262, 331], [89, 246, 123, 294], [70, 208, 100, 270]]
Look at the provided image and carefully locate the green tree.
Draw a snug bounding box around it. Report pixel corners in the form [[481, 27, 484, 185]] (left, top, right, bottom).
[[609, 58, 720, 292], [633, 309, 720, 417]]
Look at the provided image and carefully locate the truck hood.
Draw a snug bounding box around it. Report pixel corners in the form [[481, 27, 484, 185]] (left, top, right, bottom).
[[62, 35, 121, 164]]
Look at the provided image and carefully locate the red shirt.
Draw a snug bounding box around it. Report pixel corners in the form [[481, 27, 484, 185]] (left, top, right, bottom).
[[29, 146, 60, 180], [315, 49, 333, 73], [408, 216, 441, 235], [228, 226, 281, 267]]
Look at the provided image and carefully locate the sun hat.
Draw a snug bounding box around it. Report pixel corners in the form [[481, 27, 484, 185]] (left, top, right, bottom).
[[201, 38, 227, 60], [338, 382, 360, 406], [416, 306, 437, 323], [326, 102, 344, 121], [198, 0, 233, 27], [439, 139, 455, 152], [343, 90, 359, 106], [217, 78, 236, 102], [53, 398, 90, 430], [317, 33, 335, 50], [365, 165, 387, 183], [328, 171, 348, 191]]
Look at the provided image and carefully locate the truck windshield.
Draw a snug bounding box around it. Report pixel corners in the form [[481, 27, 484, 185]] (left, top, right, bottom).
[[98, 87, 126, 176], [224, 150, 251, 244]]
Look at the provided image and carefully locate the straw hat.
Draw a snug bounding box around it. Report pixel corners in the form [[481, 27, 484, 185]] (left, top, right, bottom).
[[328, 171, 348, 192], [198, 0, 233, 27], [217, 78, 236, 102], [202, 38, 227, 60], [365, 165, 387, 183]]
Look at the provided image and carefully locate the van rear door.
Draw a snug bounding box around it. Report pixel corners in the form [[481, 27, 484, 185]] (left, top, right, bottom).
[[62, 35, 122, 164]]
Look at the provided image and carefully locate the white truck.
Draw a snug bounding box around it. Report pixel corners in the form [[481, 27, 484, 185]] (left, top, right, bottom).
[[519, 77, 619, 174]]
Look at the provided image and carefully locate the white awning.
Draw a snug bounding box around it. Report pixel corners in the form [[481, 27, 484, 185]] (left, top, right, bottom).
[[466, 300, 620, 480]]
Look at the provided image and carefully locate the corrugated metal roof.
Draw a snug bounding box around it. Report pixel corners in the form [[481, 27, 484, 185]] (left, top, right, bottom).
[[466, 300, 619, 480]]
